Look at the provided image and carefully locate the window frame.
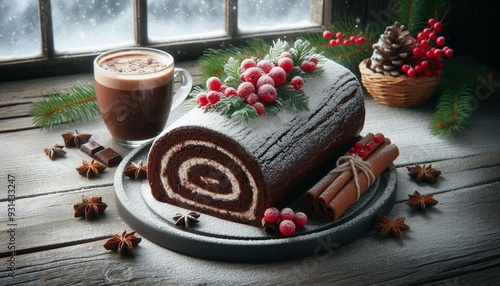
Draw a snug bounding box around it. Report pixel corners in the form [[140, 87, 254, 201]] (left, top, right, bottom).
[[0, 0, 331, 81]]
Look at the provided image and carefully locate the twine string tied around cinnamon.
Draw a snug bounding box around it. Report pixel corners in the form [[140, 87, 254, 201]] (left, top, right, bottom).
[[333, 155, 375, 200]]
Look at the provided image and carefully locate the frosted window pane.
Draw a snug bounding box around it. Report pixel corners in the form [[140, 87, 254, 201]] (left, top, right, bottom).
[[51, 0, 134, 54], [0, 0, 41, 61], [238, 0, 314, 33], [148, 0, 225, 42]]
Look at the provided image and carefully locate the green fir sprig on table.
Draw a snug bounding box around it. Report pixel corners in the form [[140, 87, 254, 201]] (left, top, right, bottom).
[[32, 83, 99, 129]]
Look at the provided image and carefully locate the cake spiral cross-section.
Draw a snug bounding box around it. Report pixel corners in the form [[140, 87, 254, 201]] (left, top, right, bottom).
[[147, 59, 365, 226]]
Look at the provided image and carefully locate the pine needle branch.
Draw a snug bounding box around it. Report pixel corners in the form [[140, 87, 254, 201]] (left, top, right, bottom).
[[31, 83, 99, 129]]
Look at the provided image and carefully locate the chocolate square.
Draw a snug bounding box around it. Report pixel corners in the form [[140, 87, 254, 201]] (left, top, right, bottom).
[[80, 140, 105, 157], [93, 148, 122, 167]]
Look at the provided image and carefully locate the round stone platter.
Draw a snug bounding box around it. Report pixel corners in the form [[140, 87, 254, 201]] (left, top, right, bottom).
[[114, 141, 397, 262]]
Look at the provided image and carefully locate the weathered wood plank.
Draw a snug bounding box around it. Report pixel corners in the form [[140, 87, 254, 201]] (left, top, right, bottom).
[[1, 182, 498, 285], [0, 103, 33, 119]]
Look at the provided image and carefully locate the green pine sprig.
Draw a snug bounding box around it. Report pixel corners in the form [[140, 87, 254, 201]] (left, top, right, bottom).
[[32, 83, 99, 129]]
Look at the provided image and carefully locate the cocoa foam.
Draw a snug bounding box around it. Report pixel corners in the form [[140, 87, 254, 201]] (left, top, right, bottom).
[[94, 49, 174, 91]]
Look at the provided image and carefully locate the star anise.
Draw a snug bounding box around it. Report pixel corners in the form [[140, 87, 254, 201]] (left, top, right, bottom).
[[103, 230, 142, 254], [123, 160, 148, 180], [44, 144, 66, 160], [74, 195, 107, 220], [407, 164, 441, 184], [373, 215, 409, 238], [173, 211, 200, 227], [406, 190, 438, 210], [61, 129, 92, 148], [76, 159, 106, 179]]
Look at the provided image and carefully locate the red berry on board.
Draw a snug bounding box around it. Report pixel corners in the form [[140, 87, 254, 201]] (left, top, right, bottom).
[[293, 212, 308, 227], [268, 66, 287, 87], [237, 82, 255, 98], [253, 102, 265, 116], [279, 220, 296, 237], [257, 84, 277, 104], [206, 91, 221, 104], [264, 207, 280, 223], [240, 58, 256, 72], [433, 22, 443, 32], [280, 207, 295, 221], [256, 74, 275, 89], [354, 141, 363, 150], [364, 143, 373, 151], [323, 30, 332, 40], [278, 57, 294, 73], [349, 147, 357, 154], [206, 77, 222, 91], [373, 135, 383, 143], [290, 76, 304, 90], [335, 32, 343, 39], [428, 18, 437, 26], [195, 93, 209, 107], [257, 59, 274, 74], [444, 48, 454, 58]]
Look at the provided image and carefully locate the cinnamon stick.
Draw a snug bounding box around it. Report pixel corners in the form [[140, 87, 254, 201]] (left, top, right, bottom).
[[326, 139, 399, 221]]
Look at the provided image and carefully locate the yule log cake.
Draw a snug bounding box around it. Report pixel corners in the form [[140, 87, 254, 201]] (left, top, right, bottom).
[[147, 59, 365, 227]]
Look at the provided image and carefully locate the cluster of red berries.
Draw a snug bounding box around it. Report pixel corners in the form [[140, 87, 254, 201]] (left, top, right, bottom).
[[404, 18, 453, 78], [348, 135, 383, 158], [262, 207, 307, 237], [195, 53, 318, 116], [323, 30, 365, 47]]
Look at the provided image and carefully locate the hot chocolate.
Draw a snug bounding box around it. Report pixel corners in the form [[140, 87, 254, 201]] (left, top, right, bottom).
[[94, 49, 174, 144]]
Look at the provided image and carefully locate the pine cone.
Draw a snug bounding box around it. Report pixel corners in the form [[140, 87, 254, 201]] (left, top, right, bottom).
[[370, 22, 415, 76]]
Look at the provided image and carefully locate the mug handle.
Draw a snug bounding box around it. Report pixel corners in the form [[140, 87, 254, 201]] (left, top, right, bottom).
[[171, 68, 193, 110]]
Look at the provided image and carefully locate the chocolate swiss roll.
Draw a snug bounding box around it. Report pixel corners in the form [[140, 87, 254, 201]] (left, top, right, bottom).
[[147, 59, 365, 226]]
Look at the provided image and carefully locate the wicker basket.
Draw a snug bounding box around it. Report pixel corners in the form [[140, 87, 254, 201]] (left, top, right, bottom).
[[359, 58, 441, 107]]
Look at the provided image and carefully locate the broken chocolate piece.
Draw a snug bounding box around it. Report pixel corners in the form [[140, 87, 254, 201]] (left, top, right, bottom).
[[93, 148, 122, 167], [80, 140, 105, 157]]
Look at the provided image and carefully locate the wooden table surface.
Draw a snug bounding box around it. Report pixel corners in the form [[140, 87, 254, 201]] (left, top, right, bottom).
[[1, 61, 499, 285]]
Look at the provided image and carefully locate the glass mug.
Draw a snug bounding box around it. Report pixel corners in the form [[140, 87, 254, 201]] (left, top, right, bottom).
[[93, 47, 192, 148]]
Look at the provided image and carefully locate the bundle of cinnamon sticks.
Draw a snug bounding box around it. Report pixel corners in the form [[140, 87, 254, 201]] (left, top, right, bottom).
[[302, 133, 399, 222]]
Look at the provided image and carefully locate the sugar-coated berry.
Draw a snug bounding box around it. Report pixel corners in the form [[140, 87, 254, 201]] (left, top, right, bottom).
[[293, 212, 308, 227], [428, 18, 437, 26], [256, 74, 275, 89], [354, 141, 363, 150], [433, 22, 443, 32], [257, 84, 277, 104], [279, 220, 296, 237], [268, 66, 287, 87], [224, 87, 237, 97], [323, 30, 332, 40], [206, 77, 222, 91], [237, 82, 255, 98], [280, 52, 292, 59], [264, 207, 280, 223], [257, 59, 274, 74], [280, 207, 295, 221], [240, 58, 256, 72], [278, 57, 294, 73], [243, 67, 263, 86], [245, 93, 259, 105], [308, 56, 318, 65], [206, 91, 221, 104], [300, 61, 316, 73], [335, 32, 343, 39], [253, 102, 265, 116], [195, 93, 209, 107], [290, 76, 304, 90]]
